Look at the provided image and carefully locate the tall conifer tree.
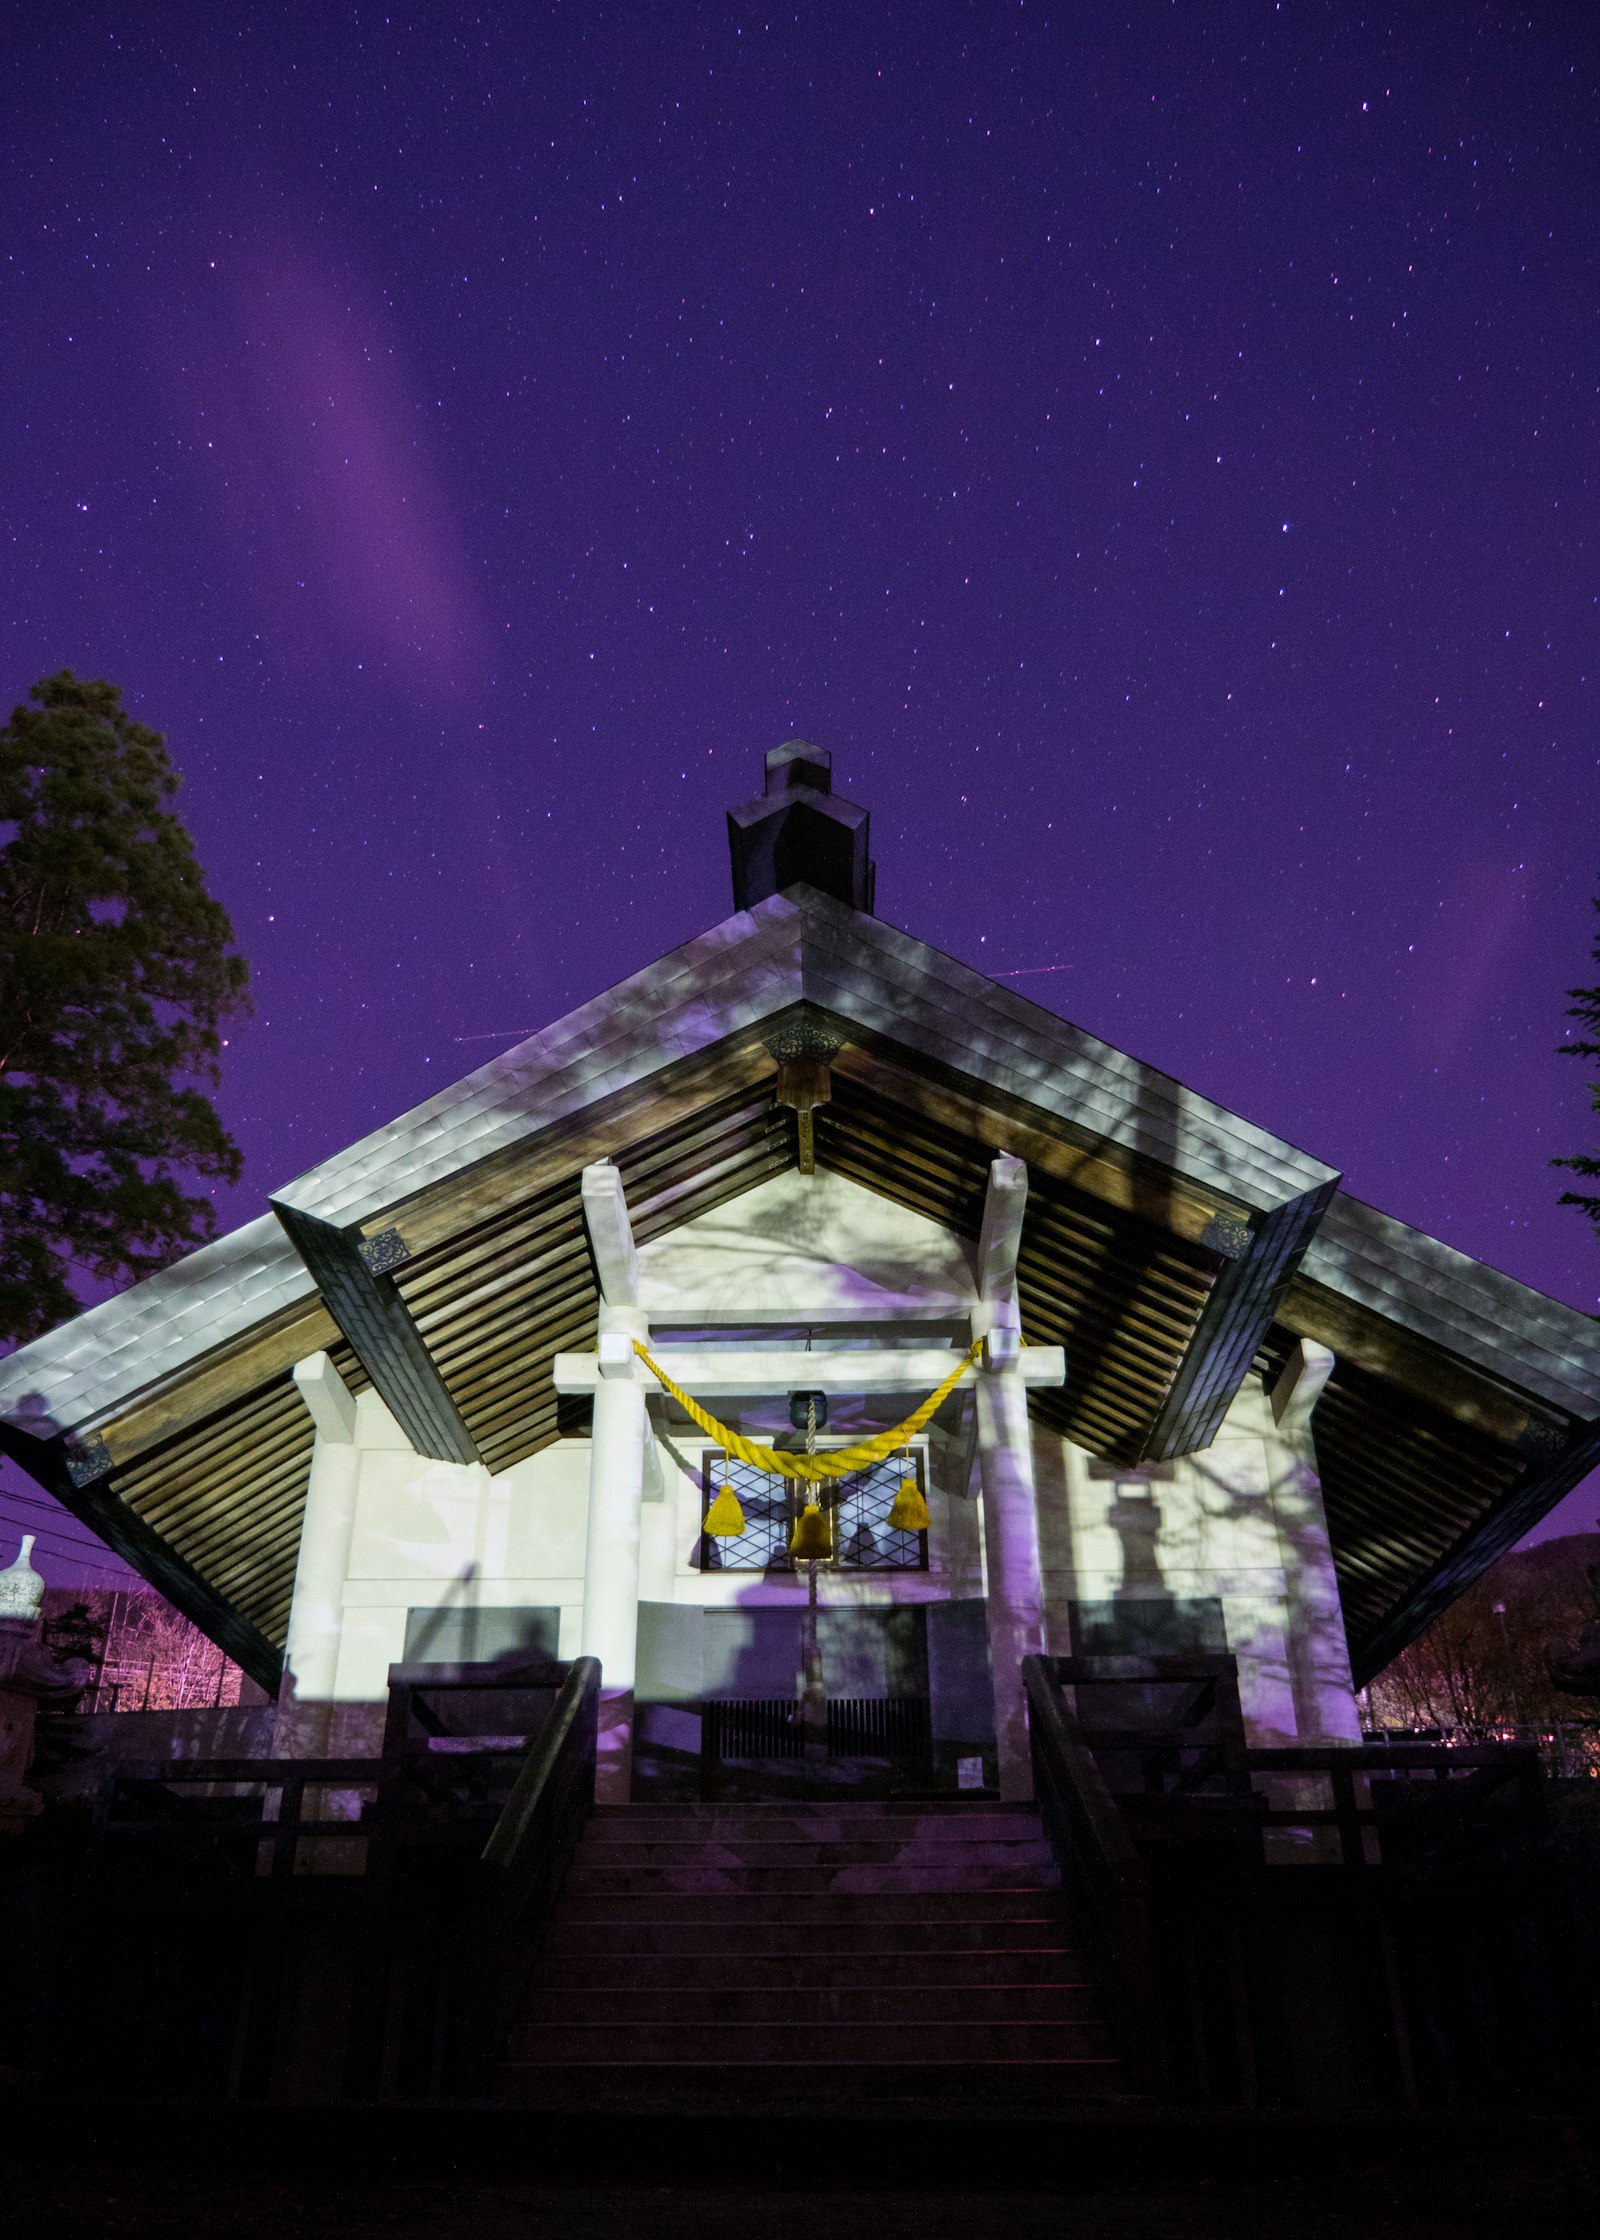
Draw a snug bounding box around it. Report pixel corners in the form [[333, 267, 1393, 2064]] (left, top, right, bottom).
[[0, 672, 249, 1342]]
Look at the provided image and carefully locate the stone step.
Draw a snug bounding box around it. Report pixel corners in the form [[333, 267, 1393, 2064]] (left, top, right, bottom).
[[519, 1982, 1101, 2027], [506, 2019, 1114, 2065], [563, 1862, 1061, 1897], [496, 2058, 1129, 2107], [572, 1838, 1057, 1870], [534, 1945, 1083, 1989], [583, 1812, 1043, 1843], [590, 1800, 1023, 1818], [544, 1913, 1068, 1955], [558, 1886, 1064, 1924]]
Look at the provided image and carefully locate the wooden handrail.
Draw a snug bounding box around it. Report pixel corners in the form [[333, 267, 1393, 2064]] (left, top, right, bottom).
[[1022, 1654, 1165, 2096], [446, 1655, 599, 2092], [1024, 1657, 1145, 1884], [481, 1654, 600, 1876]]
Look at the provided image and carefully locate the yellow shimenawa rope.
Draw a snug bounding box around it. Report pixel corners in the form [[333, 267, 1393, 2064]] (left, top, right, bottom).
[[632, 1337, 984, 1481]]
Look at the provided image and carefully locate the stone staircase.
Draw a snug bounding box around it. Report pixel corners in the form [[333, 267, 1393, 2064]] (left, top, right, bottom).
[[499, 1799, 1128, 2105]]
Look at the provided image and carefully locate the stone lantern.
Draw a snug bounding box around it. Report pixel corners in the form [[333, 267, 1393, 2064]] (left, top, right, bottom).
[[0, 1535, 89, 1834]]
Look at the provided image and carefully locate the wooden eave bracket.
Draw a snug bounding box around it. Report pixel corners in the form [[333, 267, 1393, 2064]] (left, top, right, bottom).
[[270, 1200, 480, 1467], [1142, 1174, 1342, 1461]]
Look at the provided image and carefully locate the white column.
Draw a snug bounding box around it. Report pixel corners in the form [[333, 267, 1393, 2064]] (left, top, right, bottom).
[[977, 1367, 1047, 1799], [1270, 1340, 1362, 1743], [971, 1151, 1047, 1799], [578, 1161, 651, 1802], [275, 1351, 361, 1756], [580, 1322, 648, 1799]]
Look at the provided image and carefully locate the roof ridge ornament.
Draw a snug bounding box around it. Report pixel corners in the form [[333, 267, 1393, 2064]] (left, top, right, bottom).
[[726, 739, 876, 916]]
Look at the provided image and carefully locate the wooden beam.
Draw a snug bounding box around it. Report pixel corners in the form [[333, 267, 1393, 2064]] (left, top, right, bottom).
[[0, 1421, 284, 1694], [1349, 1415, 1600, 1685], [292, 1350, 358, 1443], [271, 1202, 480, 1467], [582, 1161, 641, 1306], [1279, 1272, 1565, 1453], [1268, 1339, 1336, 1438], [977, 1151, 1027, 1368], [827, 1039, 1244, 1248], [978, 1152, 1028, 1301], [362, 1033, 779, 1260], [1144, 1176, 1339, 1460], [555, 1345, 1066, 1396], [87, 1298, 343, 1471]]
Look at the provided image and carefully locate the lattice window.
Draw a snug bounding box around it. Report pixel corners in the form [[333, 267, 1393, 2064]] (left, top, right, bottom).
[[697, 1448, 929, 1573]]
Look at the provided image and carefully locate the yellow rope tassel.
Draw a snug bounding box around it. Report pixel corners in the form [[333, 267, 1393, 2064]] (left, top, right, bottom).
[[789, 1502, 834, 1561], [703, 1482, 745, 1537], [631, 1338, 983, 1481], [887, 1476, 931, 1532]]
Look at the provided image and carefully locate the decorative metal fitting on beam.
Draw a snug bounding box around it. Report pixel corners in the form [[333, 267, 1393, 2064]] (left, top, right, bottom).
[[1201, 1212, 1252, 1261], [359, 1226, 411, 1276], [63, 1432, 112, 1488]]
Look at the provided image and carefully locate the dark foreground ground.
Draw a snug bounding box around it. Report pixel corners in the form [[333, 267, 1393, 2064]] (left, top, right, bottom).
[[3, 2161, 1598, 2240], [3, 2110, 1597, 2240]]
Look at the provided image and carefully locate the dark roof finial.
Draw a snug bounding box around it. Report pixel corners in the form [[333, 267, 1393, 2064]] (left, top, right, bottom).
[[726, 740, 875, 915]]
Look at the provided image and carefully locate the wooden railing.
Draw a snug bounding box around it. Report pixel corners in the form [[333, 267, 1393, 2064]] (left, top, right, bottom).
[[1021, 1654, 1165, 2095], [454, 1655, 600, 2090], [1022, 1653, 1584, 2108], [25, 1655, 600, 2101]]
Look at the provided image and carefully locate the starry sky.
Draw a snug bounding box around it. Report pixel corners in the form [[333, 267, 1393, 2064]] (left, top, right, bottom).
[[3, 1, 1597, 1588]]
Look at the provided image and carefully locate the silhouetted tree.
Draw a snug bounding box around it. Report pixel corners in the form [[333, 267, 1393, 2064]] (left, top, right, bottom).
[[0, 672, 249, 1341], [1369, 1534, 1600, 1735]]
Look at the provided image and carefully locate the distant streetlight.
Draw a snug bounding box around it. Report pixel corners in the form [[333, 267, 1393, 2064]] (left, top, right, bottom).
[[1492, 1600, 1525, 1732]]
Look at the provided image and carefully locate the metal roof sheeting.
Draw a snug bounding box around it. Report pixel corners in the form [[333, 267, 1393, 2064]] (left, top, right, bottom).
[[0, 1214, 316, 1440], [5, 887, 1596, 1449]]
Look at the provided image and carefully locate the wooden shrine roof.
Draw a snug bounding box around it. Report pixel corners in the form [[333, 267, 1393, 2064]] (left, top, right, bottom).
[[2, 885, 1597, 1694]]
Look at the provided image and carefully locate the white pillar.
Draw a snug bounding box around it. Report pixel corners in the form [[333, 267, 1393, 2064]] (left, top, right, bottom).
[[977, 1366, 1047, 1800], [580, 1321, 648, 1800], [971, 1150, 1045, 1799], [276, 1352, 361, 1756], [1270, 1340, 1362, 1743]]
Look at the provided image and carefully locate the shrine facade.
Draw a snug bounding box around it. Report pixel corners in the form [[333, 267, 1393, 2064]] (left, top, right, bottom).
[[4, 740, 1599, 1804]]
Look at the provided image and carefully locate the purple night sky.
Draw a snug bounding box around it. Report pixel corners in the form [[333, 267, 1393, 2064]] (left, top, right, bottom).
[[3, 3, 1596, 1589]]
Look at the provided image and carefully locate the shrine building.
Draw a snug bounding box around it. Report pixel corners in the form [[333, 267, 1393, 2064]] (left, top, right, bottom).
[[4, 740, 1599, 1802]]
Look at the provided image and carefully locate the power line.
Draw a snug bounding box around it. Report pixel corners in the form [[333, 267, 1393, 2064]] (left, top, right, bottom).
[[0, 1516, 138, 1576], [0, 1499, 120, 1554], [0, 1505, 121, 1559], [1, 1530, 123, 1566]]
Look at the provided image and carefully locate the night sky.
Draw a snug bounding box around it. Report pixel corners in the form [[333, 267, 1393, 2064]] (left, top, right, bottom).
[[4, 2, 1597, 1589]]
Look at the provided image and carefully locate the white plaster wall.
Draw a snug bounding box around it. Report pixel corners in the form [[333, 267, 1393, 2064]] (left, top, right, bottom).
[[323, 1406, 593, 1702], [637, 1167, 977, 1324], [308, 1414, 976, 1720], [1035, 1373, 1360, 1746]]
